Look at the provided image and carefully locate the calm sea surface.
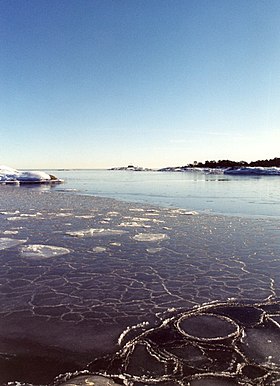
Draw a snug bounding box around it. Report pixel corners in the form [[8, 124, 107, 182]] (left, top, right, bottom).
[[50, 169, 280, 218]]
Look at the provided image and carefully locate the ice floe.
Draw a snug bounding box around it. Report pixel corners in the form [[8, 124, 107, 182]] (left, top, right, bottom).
[[65, 228, 127, 237], [146, 247, 163, 254], [118, 221, 151, 228], [169, 209, 198, 215], [110, 242, 121, 246], [74, 215, 95, 219], [0, 165, 62, 183], [92, 246, 107, 253], [107, 211, 120, 216], [0, 210, 20, 215], [241, 326, 280, 367], [132, 233, 169, 242], [20, 244, 70, 259], [59, 375, 122, 385], [177, 313, 239, 341], [0, 237, 27, 250], [2, 230, 19, 235]]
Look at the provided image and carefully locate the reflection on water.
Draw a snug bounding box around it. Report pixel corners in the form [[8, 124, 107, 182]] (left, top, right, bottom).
[[50, 169, 280, 218], [0, 186, 280, 385]]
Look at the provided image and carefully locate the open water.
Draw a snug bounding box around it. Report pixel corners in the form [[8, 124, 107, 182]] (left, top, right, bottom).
[[0, 170, 280, 385], [50, 169, 280, 218]]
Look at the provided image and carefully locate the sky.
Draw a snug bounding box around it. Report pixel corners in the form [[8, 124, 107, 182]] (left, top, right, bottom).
[[1, 0, 280, 169]]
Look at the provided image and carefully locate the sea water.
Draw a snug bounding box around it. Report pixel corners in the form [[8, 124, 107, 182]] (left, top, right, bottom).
[[50, 169, 280, 218], [1, 172, 280, 385]]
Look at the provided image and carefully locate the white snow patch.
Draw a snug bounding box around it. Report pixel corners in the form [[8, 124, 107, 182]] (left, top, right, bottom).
[[0, 165, 58, 183]]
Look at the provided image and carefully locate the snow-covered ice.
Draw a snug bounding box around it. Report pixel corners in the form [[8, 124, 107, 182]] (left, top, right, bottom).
[[0, 165, 61, 183], [224, 166, 280, 175]]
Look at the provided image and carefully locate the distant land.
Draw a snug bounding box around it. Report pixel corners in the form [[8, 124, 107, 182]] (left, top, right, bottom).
[[110, 157, 280, 172]]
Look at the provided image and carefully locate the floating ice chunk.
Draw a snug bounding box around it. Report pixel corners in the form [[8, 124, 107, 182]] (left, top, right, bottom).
[[20, 213, 40, 217], [119, 221, 151, 228], [170, 209, 198, 215], [7, 217, 25, 221], [133, 233, 169, 242], [66, 228, 127, 237], [130, 217, 153, 222], [146, 247, 163, 254], [92, 246, 107, 253], [190, 376, 240, 385], [20, 244, 70, 259], [110, 242, 121, 246], [129, 208, 145, 212], [107, 211, 119, 216], [177, 313, 239, 342], [59, 375, 122, 385], [74, 215, 95, 219], [241, 326, 280, 366], [2, 230, 19, 235], [6, 213, 42, 220], [0, 237, 27, 250], [0, 211, 20, 215]]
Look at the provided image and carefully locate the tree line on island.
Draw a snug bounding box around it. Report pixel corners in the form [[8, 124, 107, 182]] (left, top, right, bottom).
[[186, 157, 280, 169]]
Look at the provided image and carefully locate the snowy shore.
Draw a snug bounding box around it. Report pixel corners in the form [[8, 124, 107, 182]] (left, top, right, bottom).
[[0, 165, 62, 184]]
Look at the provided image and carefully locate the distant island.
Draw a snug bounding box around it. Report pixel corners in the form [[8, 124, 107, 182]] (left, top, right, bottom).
[[110, 157, 280, 175], [110, 157, 280, 171], [109, 165, 153, 171]]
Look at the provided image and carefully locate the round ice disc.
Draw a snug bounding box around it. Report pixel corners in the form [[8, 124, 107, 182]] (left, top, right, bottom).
[[177, 313, 239, 342]]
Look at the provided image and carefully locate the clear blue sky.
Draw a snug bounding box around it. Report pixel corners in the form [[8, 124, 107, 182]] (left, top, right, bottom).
[[1, 0, 280, 169]]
